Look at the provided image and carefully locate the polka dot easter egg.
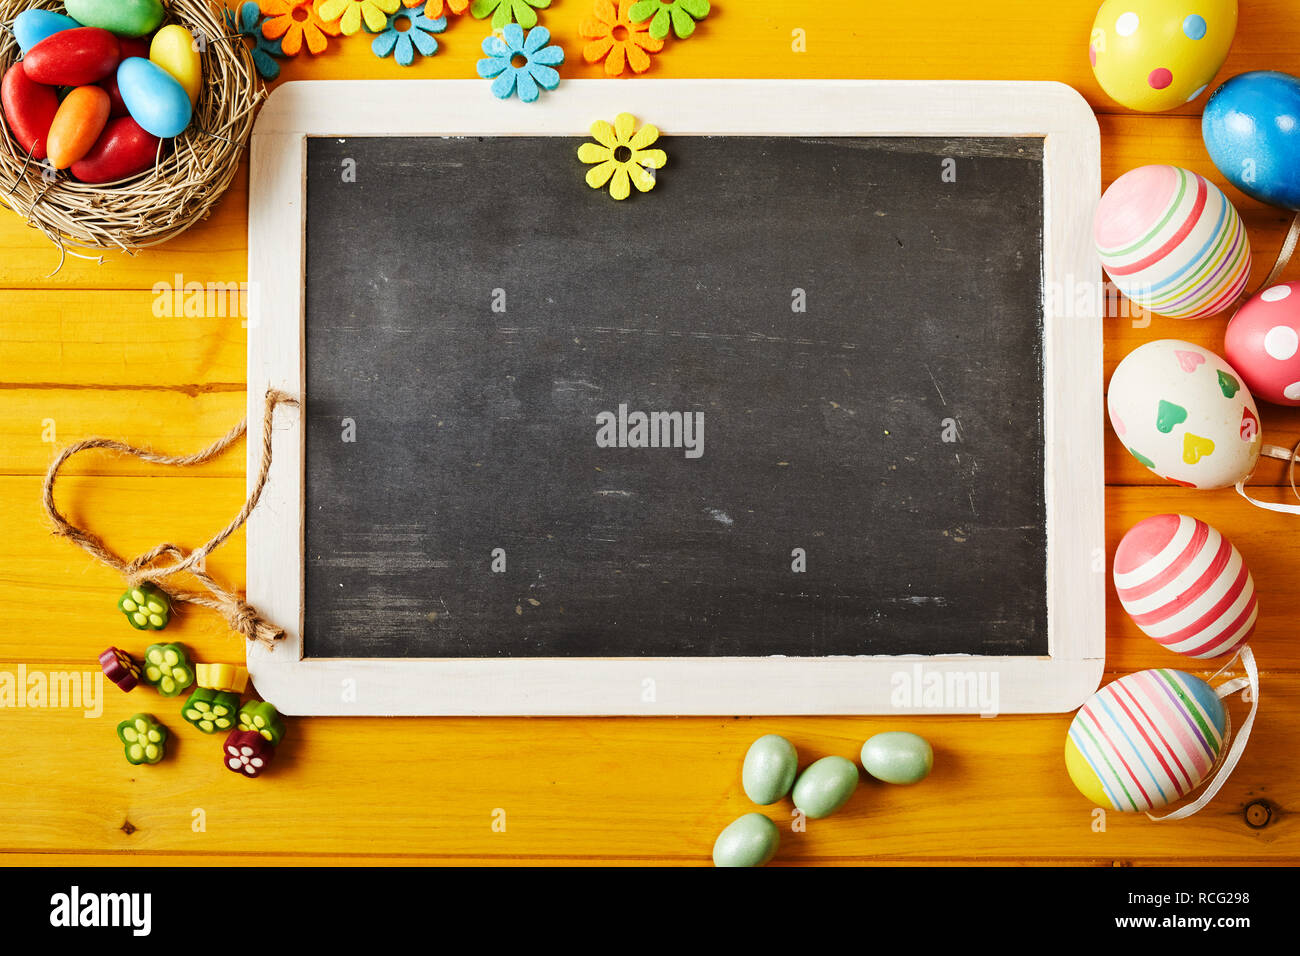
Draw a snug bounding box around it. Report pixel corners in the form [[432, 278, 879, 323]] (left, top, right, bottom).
[[1224, 281, 1300, 406], [1065, 669, 1226, 811], [1095, 165, 1251, 319], [1107, 340, 1261, 489], [1114, 514, 1257, 659], [1090, 0, 1237, 112]]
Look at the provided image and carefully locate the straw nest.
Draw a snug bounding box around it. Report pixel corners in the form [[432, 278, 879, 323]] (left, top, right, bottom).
[[0, 0, 263, 269]]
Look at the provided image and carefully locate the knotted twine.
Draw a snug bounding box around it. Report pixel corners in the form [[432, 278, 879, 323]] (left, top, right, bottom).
[[41, 388, 298, 647]]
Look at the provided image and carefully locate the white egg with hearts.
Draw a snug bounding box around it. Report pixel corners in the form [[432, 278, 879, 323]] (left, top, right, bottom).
[[1107, 339, 1262, 489]]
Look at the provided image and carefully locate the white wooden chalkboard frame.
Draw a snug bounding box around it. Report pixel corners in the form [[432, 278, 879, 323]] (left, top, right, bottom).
[[247, 79, 1103, 716]]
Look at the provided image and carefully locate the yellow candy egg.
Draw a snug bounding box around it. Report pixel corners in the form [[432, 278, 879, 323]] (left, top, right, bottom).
[[1089, 0, 1237, 111], [149, 24, 202, 106]]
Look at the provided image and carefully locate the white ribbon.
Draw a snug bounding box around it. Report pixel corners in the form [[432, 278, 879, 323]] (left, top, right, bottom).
[[1148, 645, 1259, 822], [1236, 443, 1300, 515]]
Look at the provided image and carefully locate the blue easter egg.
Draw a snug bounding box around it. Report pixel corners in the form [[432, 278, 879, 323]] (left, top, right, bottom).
[[116, 57, 192, 138], [13, 9, 82, 54], [1203, 71, 1300, 210]]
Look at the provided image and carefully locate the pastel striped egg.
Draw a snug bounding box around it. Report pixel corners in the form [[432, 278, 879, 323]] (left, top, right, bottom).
[[1095, 164, 1251, 319], [1065, 669, 1226, 812], [1114, 514, 1257, 658]]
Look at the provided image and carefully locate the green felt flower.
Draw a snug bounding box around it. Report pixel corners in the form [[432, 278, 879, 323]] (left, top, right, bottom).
[[238, 700, 287, 746], [182, 687, 241, 734], [118, 583, 170, 630], [629, 0, 708, 39], [117, 713, 167, 765], [142, 643, 194, 697], [470, 0, 549, 29]]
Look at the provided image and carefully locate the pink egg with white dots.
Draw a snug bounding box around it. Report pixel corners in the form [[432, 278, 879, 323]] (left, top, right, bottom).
[[1224, 281, 1300, 406]]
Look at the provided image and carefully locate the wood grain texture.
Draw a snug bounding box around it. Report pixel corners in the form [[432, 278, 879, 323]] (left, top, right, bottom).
[[0, 0, 1297, 865]]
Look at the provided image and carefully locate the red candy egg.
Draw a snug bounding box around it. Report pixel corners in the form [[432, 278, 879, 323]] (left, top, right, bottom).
[[70, 116, 160, 183], [23, 27, 121, 87], [1224, 281, 1300, 406], [1, 63, 59, 160]]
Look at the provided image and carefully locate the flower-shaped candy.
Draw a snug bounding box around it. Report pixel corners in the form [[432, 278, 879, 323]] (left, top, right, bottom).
[[372, 4, 447, 65], [225, 2, 286, 80], [238, 700, 287, 745], [317, 0, 400, 35], [629, 0, 708, 40], [182, 687, 241, 734], [470, 0, 549, 29], [98, 646, 140, 692], [259, 0, 342, 56], [118, 583, 170, 631], [580, 0, 662, 76], [142, 642, 194, 697], [477, 23, 563, 102], [224, 729, 276, 778], [419, 0, 469, 14], [117, 713, 167, 765], [578, 112, 666, 199], [196, 662, 250, 694]]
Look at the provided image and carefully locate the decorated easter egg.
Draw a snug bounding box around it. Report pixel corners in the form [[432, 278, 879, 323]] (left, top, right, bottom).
[[13, 9, 82, 55], [1114, 514, 1257, 658], [1225, 282, 1300, 405], [22, 27, 121, 87], [1065, 669, 1226, 811], [1089, 0, 1237, 112], [116, 58, 192, 138], [742, 734, 798, 805], [70, 116, 160, 183], [65, 0, 164, 39], [45, 85, 110, 170], [712, 813, 779, 868], [149, 25, 202, 106], [1107, 339, 1261, 488], [1095, 165, 1250, 319], [1, 64, 59, 161], [1203, 71, 1300, 211]]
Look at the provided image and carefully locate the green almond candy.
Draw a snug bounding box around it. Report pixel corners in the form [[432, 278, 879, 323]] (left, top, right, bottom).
[[860, 732, 934, 785], [791, 756, 859, 819], [65, 0, 164, 37], [742, 734, 798, 805], [117, 713, 166, 764], [712, 813, 779, 867], [238, 700, 286, 745]]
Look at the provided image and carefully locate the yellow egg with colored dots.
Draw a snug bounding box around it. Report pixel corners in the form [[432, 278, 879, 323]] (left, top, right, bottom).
[[1089, 0, 1238, 111]]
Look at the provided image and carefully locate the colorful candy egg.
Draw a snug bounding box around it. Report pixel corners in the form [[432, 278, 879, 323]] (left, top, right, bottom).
[[1089, 0, 1237, 112], [116, 58, 192, 138], [1107, 339, 1261, 488], [1114, 514, 1257, 658], [1095, 165, 1251, 319], [1225, 282, 1300, 405], [65, 0, 164, 39], [70, 116, 160, 183], [45, 85, 110, 170], [1, 64, 59, 160], [1066, 669, 1226, 811], [22, 27, 121, 87], [149, 26, 203, 106], [13, 9, 82, 55], [1203, 71, 1300, 211]]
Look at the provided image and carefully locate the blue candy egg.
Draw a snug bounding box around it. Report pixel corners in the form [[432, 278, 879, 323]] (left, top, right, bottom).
[[116, 57, 192, 139], [1203, 71, 1300, 210], [13, 9, 82, 54]]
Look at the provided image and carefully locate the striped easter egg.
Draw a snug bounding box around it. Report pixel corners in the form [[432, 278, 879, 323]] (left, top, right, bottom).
[[1065, 669, 1227, 812], [1114, 514, 1257, 658], [1095, 164, 1251, 319]]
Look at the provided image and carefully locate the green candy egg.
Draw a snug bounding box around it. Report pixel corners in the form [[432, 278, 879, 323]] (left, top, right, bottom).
[[712, 813, 779, 867], [791, 755, 858, 819], [65, 0, 164, 37], [742, 734, 798, 805], [860, 731, 934, 785]]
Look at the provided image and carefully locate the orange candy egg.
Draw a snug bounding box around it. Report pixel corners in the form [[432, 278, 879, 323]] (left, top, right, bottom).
[[45, 85, 110, 169]]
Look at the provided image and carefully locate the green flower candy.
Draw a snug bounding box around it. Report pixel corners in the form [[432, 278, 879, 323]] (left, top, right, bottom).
[[238, 700, 286, 746], [182, 687, 241, 734], [118, 583, 171, 630], [142, 643, 194, 697], [117, 713, 167, 765]]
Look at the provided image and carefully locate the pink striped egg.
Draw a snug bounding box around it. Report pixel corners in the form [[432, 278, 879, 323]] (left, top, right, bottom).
[[1114, 513, 1257, 658], [1095, 164, 1251, 319], [1065, 668, 1226, 811]]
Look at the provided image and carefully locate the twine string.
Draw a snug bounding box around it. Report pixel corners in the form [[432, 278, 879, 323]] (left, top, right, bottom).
[[40, 388, 298, 647]]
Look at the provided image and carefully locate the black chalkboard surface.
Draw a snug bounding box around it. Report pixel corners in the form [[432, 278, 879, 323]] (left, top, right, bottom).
[[302, 133, 1046, 660]]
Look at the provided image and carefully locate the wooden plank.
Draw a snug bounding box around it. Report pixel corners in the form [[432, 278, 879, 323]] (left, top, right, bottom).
[[0, 689, 1290, 860]]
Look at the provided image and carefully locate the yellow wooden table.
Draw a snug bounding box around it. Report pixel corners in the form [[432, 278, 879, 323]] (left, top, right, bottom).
[[2, 0, 1298, 867]]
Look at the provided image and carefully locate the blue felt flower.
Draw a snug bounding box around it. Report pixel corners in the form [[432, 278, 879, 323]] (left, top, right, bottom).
[[225, 1, 285, 80], [476, 23, 563, 103], [371, 5, 447, 66]]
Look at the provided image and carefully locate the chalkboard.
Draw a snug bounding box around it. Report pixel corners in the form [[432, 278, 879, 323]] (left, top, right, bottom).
[[246, 80, 1104, 714]]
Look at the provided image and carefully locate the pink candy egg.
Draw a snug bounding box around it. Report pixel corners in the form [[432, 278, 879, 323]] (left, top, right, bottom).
[[1224, 281, 1300, 406], [1114, 513, 1257, 659]]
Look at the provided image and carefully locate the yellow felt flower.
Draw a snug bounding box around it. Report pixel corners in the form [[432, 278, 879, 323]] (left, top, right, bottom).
[[317, 0, 399, 34], [577, 113, 667, 200]]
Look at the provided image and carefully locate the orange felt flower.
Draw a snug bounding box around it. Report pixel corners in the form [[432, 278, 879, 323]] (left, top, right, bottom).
[[579, 0, 663, 77], [260, 0, 342, 56], [411, 0, 470, 12]]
